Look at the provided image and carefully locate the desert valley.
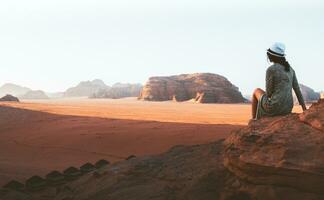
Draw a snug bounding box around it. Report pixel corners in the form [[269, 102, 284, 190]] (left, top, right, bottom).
[[0, 72, 320, 200]]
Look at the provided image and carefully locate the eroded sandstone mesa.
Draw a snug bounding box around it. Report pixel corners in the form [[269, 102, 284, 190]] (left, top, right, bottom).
[[139, 73, 246, 103], [224, 99, 324, 199]]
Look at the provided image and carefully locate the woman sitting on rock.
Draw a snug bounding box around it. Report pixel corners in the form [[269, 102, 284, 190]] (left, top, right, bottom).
[[252, 42, 306, 120]]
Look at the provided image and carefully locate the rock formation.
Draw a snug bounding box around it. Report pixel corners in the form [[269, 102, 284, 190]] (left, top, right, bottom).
[[64, 79, 109, 97], [2, 100, 324, 200], [139, 73, 245, 103], [25, 176, 46, 191], [63, 167, 81, 180], [2, 180, 24, 191], [46, 171, 65, 186], [94, 159, 110, 169], [224, 99, 324, 199], [0, 94, 19, 102], [91, 83, 143, 99], [0, 83, 31, 97], [80, 163, 95, 174], [293, 84, 320, 103], [19, 90, 49, 99]]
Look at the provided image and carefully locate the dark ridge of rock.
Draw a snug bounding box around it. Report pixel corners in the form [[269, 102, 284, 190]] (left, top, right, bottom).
[[63, 167, 81, 180], [64, 79, 109, 97], [2, 180, 24, 191], [19, 90, 49, 99], [0, 94, 19, 102], [0, 83, 31, 97], [2, 100, 324, 200], [293, 84, 320, 103], [94, 159, 110, 169], [80, 163, 95, 174], [25, 176, 46, 191], [126, 155, 136, 160], [139, 73, 245, 103], [46, 171, 65, 185], [0, 140, 228, 200], [91, 83, 143, 99]]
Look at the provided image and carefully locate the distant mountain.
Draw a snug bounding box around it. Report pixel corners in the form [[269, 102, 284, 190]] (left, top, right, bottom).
[[91, 83, 143, 99], [294, 84, 320, 103], [46, 92, 64, 99], [64, 79, 109, 97], [0, 83, 31, 97], [19, 90, 49, 99]]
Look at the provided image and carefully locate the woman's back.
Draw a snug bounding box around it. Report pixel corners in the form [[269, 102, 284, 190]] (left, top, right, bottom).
[[265, 63, 296, 114]]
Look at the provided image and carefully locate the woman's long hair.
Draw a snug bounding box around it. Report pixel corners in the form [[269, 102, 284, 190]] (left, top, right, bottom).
[[267, 52, 291, 72]]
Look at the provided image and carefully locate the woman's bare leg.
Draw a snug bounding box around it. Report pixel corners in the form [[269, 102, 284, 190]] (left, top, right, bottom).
[[252, 88, 265, 119]]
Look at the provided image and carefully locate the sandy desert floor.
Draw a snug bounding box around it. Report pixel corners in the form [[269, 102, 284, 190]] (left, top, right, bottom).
[[0, 98, 304, 186]]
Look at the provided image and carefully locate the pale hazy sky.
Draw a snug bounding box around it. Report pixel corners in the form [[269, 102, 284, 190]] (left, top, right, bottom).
[[0, 0, 323, 94]]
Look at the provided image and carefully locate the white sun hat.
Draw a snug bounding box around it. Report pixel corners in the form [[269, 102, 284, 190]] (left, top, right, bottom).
[[267, 42, 286, 57]]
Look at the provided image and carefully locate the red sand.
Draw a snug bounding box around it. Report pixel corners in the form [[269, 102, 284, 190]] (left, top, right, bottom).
[[0, 98, 303, 185]]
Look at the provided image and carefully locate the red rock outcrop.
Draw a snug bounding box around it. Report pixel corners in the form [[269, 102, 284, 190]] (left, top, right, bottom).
[[224, 99, 324, 199], [139, 73, 245, 103]]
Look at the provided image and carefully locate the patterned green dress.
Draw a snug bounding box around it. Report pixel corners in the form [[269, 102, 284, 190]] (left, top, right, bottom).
[[256, 63, 305, 119]]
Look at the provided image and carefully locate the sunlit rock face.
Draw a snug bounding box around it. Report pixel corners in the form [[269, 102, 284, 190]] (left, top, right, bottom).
[[224, 99, 324, 199], [139, 73, 246, 103]]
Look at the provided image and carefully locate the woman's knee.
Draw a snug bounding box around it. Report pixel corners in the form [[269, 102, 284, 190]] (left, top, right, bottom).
[[253, 88, 265, 100], [254, 88, 263, 94]]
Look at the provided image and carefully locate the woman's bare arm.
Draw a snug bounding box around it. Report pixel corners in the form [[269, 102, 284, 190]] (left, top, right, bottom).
[[292, 70, 307, 111]]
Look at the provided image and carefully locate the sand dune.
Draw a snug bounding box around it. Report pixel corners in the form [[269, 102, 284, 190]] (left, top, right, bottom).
[[0, 98, 304, 186]]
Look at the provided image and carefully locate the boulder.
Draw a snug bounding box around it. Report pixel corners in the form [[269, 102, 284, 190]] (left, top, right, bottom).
[[45, 170, 65, 185], [2, 180, 24, 191], [0, 94, 19, 102], [139, 73, 245, 103], [224, 99, 324, 199], [94, 159, 110, 169], [63, 167, 81, 180], [80, 163, 95, 174], [25, 176, 46, 191], [126, 155, 136, 160]]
